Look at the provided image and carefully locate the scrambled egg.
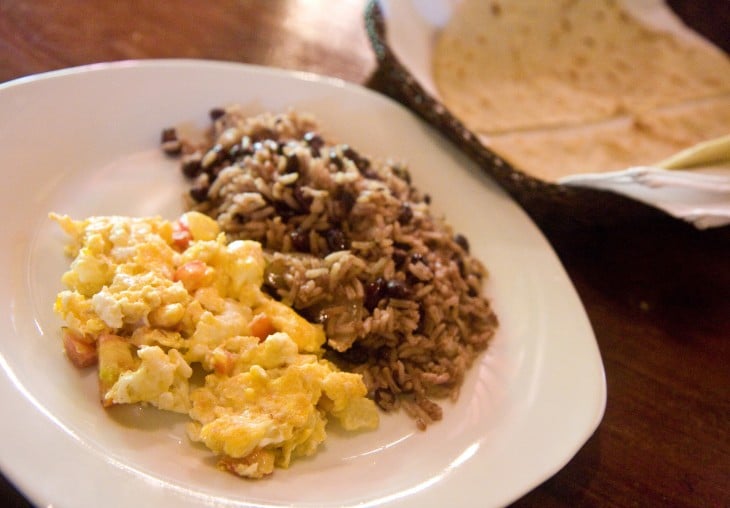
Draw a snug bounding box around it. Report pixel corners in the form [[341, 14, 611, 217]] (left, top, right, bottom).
[[51, 211, 378, 478]]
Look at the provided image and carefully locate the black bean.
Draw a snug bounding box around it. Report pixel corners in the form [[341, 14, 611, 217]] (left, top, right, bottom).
[[264, 260, 287, 289], [209, 107, 226, 121], [385, 279, 412, 299], [454, 233, 470, 253], [338, 344, 369, 365], [260, 283, 280, 300], [342, 145, 359, 161], [160, 128, 182, 155], [284, 153, 300, 174], [289, 228, 310, 252], [325, 228, 347, 252], [355, 157, 376, 178], [392, 250, 407, 269], [332, 189, 356, 220], [303, 132, 324, 157], [189, 184, 209, 202], [328, 151, 343, 170], [311, 308, 328, 324], [273, 200, 297, 221], [397, 203, 413, 224], [457, 258, 467, 278], [341, 189, 356, 212], [364, 277, 386, 312], [410, 252, 424, 264], [415, 304, 426, 334], [303, 131, 322, 145], [341, 143, 372, 175], [405, 271, 420, 287], [208, 163, 225, 183], [161, 128, 177, 143], [293, 186, 312, 211], [181, 154, 202, 178], [233, 213, 246, 224], [375, 346, 393, 362]]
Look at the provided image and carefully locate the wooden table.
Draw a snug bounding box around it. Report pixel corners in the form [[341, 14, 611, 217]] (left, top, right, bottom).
[[1, 1, 728, 506]]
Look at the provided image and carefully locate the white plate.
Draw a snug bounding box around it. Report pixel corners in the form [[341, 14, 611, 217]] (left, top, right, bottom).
[[0, 60, 605, 508]]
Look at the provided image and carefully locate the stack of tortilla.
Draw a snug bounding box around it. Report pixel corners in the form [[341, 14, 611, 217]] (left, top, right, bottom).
[[432, 0, 730, 181]]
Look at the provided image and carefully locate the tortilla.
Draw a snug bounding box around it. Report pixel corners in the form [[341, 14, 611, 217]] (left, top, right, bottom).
[[432, 0, 730, 180], [485, 95, 730, 181]]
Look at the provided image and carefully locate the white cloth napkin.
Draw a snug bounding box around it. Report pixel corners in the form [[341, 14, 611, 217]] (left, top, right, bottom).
[[560, 136, 730, 229], [561, 167, 730, 229]]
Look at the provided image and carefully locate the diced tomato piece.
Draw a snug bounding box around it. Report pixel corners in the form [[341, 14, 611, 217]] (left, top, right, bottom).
[[172, 218, 192, 251], [250, 313, 276, 341], [174, 260, 208, 292], [212, 350, 234, 376]]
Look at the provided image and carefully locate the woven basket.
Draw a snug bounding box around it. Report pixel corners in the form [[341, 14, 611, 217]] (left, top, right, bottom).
[[363, 0, 670, 229]]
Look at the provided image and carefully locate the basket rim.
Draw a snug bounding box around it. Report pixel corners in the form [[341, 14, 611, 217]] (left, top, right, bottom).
[[361, 0, 695, 227]]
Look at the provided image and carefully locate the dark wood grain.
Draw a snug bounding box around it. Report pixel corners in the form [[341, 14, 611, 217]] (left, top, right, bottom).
[[0, 0, 375, 84], [514, 220, 730, 508], [1, 1, 728, 507]]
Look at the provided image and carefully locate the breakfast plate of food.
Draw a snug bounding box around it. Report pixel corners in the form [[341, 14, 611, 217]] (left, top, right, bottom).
[[0, 60, 605, 507]]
